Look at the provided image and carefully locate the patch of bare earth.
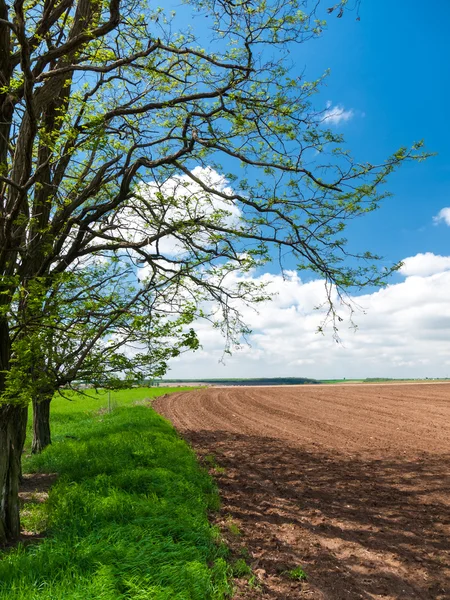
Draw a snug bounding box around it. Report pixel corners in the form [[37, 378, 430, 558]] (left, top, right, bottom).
[[2, 472, 58, 549], [154, 384, 450, 599]]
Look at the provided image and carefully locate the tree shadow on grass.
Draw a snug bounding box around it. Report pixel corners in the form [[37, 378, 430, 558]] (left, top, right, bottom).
[[185, 430, 450, 600]]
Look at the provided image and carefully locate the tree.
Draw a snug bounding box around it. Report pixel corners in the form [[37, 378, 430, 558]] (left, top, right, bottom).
[[24, 263, 201, 454], [326, 1, 362, 20], [0, 0, 425, 542]]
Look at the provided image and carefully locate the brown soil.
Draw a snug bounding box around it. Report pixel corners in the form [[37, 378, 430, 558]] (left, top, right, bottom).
[[154, 383, 450, 600]]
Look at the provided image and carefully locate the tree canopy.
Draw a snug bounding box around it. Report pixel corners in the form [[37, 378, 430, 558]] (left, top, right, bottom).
[[0, 0, 426, 542]]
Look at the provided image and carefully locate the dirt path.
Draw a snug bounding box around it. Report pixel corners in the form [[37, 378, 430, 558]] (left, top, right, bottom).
[[155, 384, 450, 600]]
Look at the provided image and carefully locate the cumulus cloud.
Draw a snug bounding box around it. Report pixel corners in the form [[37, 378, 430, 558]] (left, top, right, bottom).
[[91, 165, 243, 281], [322, 101, 355, 125], [433, 207, 450, 226], [399, 252, 450, 277], [131, 166, 242, 280], [167, 254, 450, 380], [118, 167, 239, 241]]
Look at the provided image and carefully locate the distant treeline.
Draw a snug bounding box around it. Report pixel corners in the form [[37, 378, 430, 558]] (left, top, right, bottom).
[[363, 377, 449, 382], [160, 377, 319, 386]]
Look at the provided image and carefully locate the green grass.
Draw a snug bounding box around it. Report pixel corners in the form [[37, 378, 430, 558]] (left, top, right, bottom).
[[23, 387, 196, 450], [1, 388, 231, 600]]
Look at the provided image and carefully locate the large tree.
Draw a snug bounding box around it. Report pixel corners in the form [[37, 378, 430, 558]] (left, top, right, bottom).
[[0, 0, 424, 542]]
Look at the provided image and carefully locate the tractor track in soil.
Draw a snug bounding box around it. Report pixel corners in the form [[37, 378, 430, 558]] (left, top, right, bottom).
[[154, 384, 450, 599]]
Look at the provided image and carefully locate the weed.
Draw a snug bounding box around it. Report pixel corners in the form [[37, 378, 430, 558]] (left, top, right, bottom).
[[204, 454, 218, 468], [286, 566, 308, 581], [231, 558, 252, 578], [248, 574, 262, 590], [225, 516, 241, 537], [204, 454, 226, 474]]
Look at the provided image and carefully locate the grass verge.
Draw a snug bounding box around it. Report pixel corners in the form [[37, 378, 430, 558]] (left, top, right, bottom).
[[1, 389, 231, 599]]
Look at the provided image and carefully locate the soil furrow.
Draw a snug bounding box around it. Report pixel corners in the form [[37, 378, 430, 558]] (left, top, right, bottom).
[[155, 384, 450, 599]]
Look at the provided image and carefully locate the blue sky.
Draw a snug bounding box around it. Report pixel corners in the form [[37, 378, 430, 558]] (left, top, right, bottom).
[[163, 0, 450, 379], [302, 0, 450, 267]]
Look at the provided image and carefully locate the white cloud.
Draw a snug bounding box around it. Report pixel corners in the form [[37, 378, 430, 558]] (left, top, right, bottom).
[[399, 252, 450, 277], [322, 101, 355, 125], [125, 166, 242, 281], [166, 253, 450, 380], [433, 207, 450, 226]]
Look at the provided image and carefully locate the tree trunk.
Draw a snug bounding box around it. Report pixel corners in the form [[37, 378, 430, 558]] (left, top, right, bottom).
[[0, 404, 28, 544], [31, 394, 52, 454]]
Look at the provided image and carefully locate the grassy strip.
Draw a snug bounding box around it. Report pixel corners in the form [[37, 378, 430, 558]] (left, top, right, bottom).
[[1, 390, 231, 599]]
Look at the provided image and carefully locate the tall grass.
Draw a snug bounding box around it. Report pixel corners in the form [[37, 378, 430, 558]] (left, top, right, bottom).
[[1, 389, 231, 599]]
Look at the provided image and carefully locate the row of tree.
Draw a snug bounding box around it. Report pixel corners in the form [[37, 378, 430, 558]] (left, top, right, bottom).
[[0, 0, 424, 543]]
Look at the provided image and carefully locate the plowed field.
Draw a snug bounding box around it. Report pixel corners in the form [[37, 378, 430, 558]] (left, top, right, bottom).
[[154, 384, 450, 600]]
